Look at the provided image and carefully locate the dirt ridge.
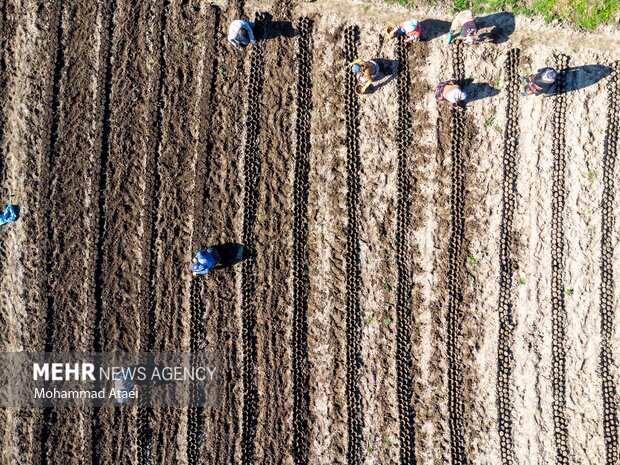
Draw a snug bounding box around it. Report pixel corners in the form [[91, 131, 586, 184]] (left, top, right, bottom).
[[497, 47, 521, 465], [599, 59, 619, 465], [447, 39, 467, 465], [343, 24, 363, 465], [550, 52, 570, 465], [292, 16, 313, 465], [394, 35, 416, 465]]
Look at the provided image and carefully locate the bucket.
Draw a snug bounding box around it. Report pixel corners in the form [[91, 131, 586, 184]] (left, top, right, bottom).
[[385, 25, 396, 39], [355, 84, 365, 95]]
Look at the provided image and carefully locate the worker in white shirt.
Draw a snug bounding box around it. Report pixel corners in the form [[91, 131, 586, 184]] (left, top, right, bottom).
[[228, 20, 256, 49], [448, 10, 478, 45], [435, 80, 467, 110]]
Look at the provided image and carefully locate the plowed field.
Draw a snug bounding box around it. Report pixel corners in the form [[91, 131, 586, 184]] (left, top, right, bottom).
[[0, 0, 619, 464]]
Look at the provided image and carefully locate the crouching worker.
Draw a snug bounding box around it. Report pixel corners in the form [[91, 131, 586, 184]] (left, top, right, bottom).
[[228, 20, 256, 49], [435, 80, 467, 110], [190, 247, 221, 276], [387, 19, 422, 43], [349, 58, 380, 94], [448, 10, 478, 45], [520, 68, 557, 96]]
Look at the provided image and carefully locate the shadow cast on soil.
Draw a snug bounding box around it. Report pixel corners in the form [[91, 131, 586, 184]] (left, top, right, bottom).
[[476, 12, 515, 44], [210, 243, 253, 269], [420, 19, 451, 41], [366, 58, 400, 94], [560, 64, 612, 93], [258, 13, 299, 40], [463, 81, 500, 104]]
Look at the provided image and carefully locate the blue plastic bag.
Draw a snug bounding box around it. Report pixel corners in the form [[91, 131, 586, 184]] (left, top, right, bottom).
[[0, 205, 17, 227]]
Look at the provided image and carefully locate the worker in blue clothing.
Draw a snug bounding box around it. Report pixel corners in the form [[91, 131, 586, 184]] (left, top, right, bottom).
[[190, 247, 222, 275], [0, 205, 17, 227]]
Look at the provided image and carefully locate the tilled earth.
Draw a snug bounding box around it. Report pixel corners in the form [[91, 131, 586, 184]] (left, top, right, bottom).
[[0, 0, 619, 464]]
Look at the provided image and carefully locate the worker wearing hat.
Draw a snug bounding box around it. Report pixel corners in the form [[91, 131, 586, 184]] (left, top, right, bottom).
[[448, 10, 478, 45], [520, 68, 558, 96], [435, 80, 467, 110], [387, 19, 422, 42], [349, 58, 381, 94]]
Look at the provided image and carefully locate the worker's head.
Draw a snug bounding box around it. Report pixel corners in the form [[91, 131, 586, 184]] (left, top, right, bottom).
[[239, 28, 248, 38], [190, 262, 203, 274], [351, 64, 361, 73], [403, 19, 419, 33], [542, 69, 557, 82], [464, 33, 477, 45]]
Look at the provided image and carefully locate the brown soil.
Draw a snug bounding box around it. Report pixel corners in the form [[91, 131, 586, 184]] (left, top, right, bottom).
[[0, 0, 618, 464]]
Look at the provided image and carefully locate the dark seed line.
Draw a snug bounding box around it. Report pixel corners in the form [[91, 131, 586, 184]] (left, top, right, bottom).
[[600, 60, 619, 465], [343, 25, 362, 465], [240, 12, 266, 465], [496, 47, 520, 465], [291, 16, 313, 465], [550, 52, 570, 465], [395, 36, 416, 465], [447, 40, 467, 465], [138, 3, 170, 465]]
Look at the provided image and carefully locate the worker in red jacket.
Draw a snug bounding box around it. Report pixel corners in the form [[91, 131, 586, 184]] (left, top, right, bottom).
[[520, 68, 558, 96]]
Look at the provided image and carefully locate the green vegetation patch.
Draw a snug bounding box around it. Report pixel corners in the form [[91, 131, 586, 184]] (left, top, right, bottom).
[[384, 0, 620, 29]]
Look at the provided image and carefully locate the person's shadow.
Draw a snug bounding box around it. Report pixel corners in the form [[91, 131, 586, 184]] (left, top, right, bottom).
[[419, 19, 451, 41], [461, 79, 500, 104], [256, 12, 299, 40], [476, 12, 515, 44], [210, 243, 253, 269], [559, 65, 612, 93], [366, 59, 400, 94]]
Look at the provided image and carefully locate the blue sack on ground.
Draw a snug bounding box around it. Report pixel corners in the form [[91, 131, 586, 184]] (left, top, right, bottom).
[[0, 205, 17, 227]]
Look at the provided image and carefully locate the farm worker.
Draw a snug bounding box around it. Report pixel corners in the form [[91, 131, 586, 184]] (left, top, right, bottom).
[[448, 10, 478, 44], [520, 68, 557, 96], [190, 247, 221, 276], [228, 20, 256, 49], [435, 80, 467, 110], [114, 372, 135, 405], [0, 204, 17, 227], [349, 58, 380, 94], [387, 19, 422, 42]]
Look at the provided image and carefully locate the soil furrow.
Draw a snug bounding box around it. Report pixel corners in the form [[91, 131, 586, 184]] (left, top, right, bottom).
[[409, 41, 450, 465], [41, 0, 110, 463], [305, 20, 348, 465], [198, 4, 246, 463], [95, 0, 164, 461], [550, 52, 570, 465], [600, 60, 619, 465], [147, 1, 213, 463], [187, 4, 221, 465], [240, 12, 267, 465], [0, 0, 10, 189], [0, 2, 59, 463], [497, 47, 520, 465], [90, 2, 116, 464], [395, 37, 415, 465], [138, 0, 169, 463], [447, 40, 467, 465], [251, 12, 296, 465], [343, 24, 362, 465], [354, 25, 399, 465], [291, 16, 313, 465]]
